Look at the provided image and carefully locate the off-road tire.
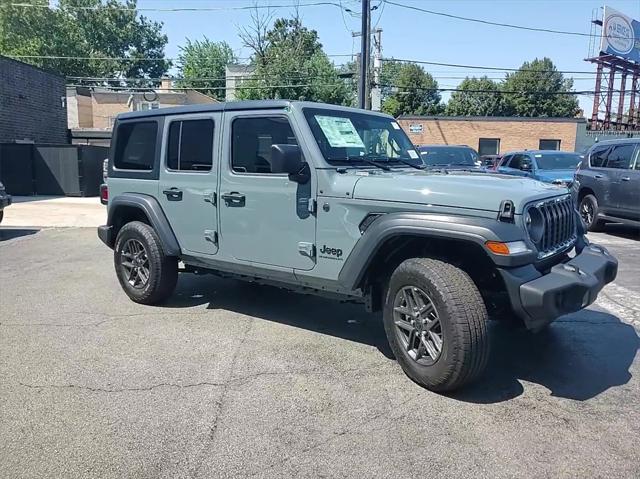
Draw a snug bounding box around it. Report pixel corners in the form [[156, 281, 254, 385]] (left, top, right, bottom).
[[579, 194, 605, 232], [114, 221, 178, 305], [383, 258, 489, 392]]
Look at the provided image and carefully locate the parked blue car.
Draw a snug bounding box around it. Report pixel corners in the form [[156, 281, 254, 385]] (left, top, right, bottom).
[[497, 150, 583, 186]]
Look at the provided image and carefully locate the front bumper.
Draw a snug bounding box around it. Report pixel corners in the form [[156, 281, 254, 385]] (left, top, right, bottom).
[[499, 244, 618, 330]]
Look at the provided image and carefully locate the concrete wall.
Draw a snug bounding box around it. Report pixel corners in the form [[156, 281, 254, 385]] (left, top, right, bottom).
[[0, 56, 68, 144], [398, 116, 584, 153]]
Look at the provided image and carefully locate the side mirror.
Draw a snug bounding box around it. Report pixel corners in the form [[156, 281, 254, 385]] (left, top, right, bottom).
[[270, 144, 309, 183]]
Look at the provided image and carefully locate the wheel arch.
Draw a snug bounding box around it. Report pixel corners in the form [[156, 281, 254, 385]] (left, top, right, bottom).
[[337, 213, 521, 312], [578, 186, 596, 202], [107, 193, 181, 256]]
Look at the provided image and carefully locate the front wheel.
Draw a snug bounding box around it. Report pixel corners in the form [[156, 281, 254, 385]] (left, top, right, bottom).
[[383, 258, 489, 392], [579, 194, 605, 232], [114, 221, 178, 305]]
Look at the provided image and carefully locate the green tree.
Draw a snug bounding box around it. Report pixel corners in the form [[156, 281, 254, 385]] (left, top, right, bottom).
[[0, 0, 169, 80], [381, 63, 442, 117], [176, 38, 237, 100], [236, 15, 352, 105], [502, 57, 579, 117], [445, 76, 505, 116]]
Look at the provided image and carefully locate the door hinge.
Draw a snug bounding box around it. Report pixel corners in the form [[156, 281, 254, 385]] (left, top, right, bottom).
[[204, 230, 218, 244], [308, 198, 317, 214], [204, 191, 217, 206], [298, 242, 315, 258]]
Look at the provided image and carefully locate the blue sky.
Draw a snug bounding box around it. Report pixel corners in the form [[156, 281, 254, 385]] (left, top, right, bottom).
[[139, 0, 640, 112]]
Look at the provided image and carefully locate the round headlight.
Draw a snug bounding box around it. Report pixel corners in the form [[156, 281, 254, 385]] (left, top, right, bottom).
[[526, 208, 545, 244]]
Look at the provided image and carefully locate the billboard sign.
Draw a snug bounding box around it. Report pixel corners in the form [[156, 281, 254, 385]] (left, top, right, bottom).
[[600, 6, 640, 63]]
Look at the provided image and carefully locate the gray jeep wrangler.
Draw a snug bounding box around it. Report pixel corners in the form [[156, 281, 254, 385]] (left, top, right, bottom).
[[98, 100, 618, 392]]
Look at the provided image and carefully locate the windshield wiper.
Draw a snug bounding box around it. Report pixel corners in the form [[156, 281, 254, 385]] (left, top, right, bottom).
[[359, 154, 425, 171], [340, 155, 391, 171], [388, 157, 426, 170]]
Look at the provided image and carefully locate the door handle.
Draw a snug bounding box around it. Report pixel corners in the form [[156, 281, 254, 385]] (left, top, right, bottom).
[[594, 174, 604, 179], [163, 188, 183, 201], [621, 176, 631, 181], [221, 192, 246, 206]]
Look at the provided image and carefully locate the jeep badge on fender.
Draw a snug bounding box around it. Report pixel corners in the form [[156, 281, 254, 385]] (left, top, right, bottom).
[[98, 100, 618, 393]]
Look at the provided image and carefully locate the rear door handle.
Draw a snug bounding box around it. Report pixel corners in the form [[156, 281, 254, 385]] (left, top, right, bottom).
[[163, 188, 183, 201], [594, 174, 604, 179], [621, 176, 631, 181], [221, 192, 246, 206]]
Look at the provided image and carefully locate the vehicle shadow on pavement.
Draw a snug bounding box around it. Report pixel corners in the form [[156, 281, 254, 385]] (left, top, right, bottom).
[[166, 275, 638, 402], [166, 274, 395, 359], [451, 310, 639, 403], [597, 224, 640, 241], [0, 228, 39, 241]]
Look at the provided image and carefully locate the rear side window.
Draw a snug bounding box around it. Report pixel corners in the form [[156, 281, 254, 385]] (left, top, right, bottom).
[[231, 117, 298, 174], [167, 119, 214, 171], [114, 122, 158, 170], [589, 146, 609, 168], [606, 144, 635, 170]]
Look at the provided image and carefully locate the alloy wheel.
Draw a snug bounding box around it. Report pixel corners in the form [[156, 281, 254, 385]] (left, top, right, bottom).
[[121, 239, 150, 289], [580, 199, 594, 226], [393, 286, 443, 365]]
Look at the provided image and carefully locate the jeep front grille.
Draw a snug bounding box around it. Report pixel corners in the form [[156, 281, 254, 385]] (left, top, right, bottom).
[[528, 195, 577, 258]]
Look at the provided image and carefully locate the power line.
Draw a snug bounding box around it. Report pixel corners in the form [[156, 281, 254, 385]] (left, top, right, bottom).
[[4, 1, 347, 13], [4, 53, 354, 61], [382, 0, 602, 39], [382, 58, 596, 75], [376, 83, 619, 96]]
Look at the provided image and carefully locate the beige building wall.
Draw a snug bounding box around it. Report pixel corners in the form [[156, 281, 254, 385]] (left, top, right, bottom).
[[398, 117, 583, 153]]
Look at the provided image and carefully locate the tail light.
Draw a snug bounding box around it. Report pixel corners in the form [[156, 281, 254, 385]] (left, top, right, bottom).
[[100, 184, 108, 205]]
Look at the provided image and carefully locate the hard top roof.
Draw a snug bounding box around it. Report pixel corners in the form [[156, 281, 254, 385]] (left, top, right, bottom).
[[117, 100, 393, 121]]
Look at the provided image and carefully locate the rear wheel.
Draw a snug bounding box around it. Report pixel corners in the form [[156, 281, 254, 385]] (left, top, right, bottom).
[[114, 221, 178, 304], [579, 194, 605, 232], [383, 258, 489, 392]]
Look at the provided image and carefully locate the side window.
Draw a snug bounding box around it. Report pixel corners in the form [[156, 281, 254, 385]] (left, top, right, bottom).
[[114, 121, 158, 170], [500, 154, 512, 167], [589, 146, 609, 168], [634, 148, 640, 171], [606, 144, 635, 170], [232, 117, 298, 174], [510, 154, 530, 170], [166, 119, 214, 172]]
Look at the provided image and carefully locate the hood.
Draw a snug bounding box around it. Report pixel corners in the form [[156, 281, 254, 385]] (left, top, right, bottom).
[[352, 170, 566, 213], [535, 169, 575, 183]]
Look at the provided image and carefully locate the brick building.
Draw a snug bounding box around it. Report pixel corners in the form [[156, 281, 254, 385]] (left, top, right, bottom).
[[67, 80, 217, 146], [0, 56, 68, 144], [397, 116, 587, 155]]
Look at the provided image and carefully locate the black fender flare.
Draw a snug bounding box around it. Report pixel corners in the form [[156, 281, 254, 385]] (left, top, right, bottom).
[[337, 212, 534, 290], [105, 193, 181, 256]]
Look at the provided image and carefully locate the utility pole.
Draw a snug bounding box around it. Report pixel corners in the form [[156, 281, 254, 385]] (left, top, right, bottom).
[[358, 0, 370, 109], [371, 28, 382, 111]]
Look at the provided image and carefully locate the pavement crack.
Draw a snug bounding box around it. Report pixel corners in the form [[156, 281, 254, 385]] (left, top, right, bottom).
[[18, 381, 224, 393]]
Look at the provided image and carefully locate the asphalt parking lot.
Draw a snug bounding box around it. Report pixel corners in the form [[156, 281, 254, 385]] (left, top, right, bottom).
[[1, 223, 639, 478]]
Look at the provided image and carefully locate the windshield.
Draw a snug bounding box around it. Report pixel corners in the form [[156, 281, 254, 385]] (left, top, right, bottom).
[[418, 146, 479, 167], [303, 108, 423, 167], [535, 153, 582, 170]]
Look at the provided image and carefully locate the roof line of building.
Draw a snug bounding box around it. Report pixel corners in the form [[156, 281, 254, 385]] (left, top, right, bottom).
[[398, 115, 587, 123]]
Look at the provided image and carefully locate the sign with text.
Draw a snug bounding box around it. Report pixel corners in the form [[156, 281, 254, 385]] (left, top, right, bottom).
[[600, 6, 640, 63]]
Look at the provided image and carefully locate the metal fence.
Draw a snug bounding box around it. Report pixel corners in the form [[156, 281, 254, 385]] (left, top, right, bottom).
[[0, 144, 108, 196]]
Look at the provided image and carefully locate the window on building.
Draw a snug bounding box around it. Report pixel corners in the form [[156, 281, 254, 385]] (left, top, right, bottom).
[[231, 117, 298, 174], [114, 121, 157, 170], [589, 146, 609, 168], [167, 119, 214, 171], [606, 144, 635, 169], [539, 139, 561, 150], [478, 138, 500, 156]]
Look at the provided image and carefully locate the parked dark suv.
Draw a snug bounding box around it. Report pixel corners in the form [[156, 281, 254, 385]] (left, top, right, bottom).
[[576, 139, 640, 231]]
